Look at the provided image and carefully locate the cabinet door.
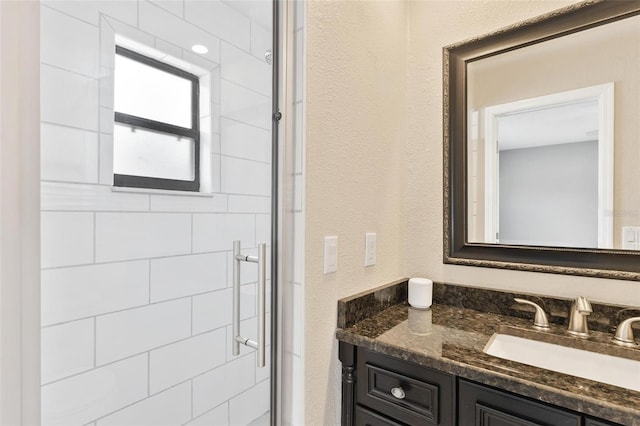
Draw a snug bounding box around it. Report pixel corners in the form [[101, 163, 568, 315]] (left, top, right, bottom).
[[458, 379, 581, 426], [475, 403, 542, 426]]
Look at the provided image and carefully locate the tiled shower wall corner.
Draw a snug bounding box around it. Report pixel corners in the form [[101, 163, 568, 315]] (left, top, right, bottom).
[[40, 1, 273, 424]]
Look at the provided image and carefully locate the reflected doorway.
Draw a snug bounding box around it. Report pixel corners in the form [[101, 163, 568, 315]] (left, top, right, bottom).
[[472, 83, 614, 249]]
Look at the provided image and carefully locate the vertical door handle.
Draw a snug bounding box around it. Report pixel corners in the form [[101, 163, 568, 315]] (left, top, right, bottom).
[[232, 240, 267, 368]]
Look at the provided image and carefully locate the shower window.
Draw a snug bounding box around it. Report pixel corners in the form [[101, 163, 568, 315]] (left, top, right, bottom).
[[113, 46, 200, 191]]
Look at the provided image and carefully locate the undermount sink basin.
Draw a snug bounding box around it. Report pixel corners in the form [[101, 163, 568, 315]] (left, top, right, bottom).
[[483, 332, 640, 392]]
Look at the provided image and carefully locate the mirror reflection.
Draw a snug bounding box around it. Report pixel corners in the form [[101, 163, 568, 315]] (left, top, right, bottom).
[[466, 13, 640, 250]]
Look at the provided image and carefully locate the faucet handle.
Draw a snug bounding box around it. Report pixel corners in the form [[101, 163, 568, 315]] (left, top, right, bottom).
[[575, 296, 592, 314], [567, 296, 592, 338], [612, 316, 640, 347], [514, 298, 550, 330]]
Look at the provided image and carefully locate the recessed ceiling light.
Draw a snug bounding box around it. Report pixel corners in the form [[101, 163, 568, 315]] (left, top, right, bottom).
[[191, 44, 208, 54]]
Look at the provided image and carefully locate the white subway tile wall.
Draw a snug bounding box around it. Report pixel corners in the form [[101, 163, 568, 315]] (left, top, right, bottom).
[[149, 328, 227, 393], [40, 124, 100, 184], [41, 260, 149, 325], [41, 64, 100, 131], [41, 354, 148, 426], [220, 80, 271, 130], [221, 156, 271, 196], [95, 213, 193, 262], [221, 118, 271, 163], [149, 0, 185, 18], [41, 319, 95, 384], [150, 252, 227, 302], [41, 212, 94, 268], [96, 298, 192, 365], [192, 213, 256, 253], [40, 0, 274, 424], [221, 42, 271, 96], [40, 6, 100, 77], [97, 382, 192, 426], [186, 402, 228, 426], [183, 0, 251, 52], [192, 352, 256, 417], [229, 379, 270, 425], [192, 288, 233, 334]]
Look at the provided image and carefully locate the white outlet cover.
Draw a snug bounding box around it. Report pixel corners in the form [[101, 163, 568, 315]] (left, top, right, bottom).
[[365, 232, 376, 267], [324, 236, 338, 274]]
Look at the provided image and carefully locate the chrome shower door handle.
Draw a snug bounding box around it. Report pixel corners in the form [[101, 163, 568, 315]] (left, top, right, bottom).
[[232, 240, 267, 368], [256, 242, 266, 368]]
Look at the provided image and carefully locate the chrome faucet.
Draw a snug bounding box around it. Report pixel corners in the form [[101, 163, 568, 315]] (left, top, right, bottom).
[[514, 298, 550, 330], [567, 296, 592, 338], [612, 316, 640, 347]]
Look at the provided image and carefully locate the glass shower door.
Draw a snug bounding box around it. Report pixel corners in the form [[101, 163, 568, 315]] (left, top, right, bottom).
[[39, 0, 274, 424]]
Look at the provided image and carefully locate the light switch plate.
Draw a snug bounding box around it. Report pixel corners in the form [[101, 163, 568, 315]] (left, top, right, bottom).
[[324, 236, 338, 274], [364, 233, 376, 267], [622, 227, 640, 250]]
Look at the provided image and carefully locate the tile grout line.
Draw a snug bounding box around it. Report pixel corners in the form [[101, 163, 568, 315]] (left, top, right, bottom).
[[89, 375, 192, 424], [42, 284, 235, 330], [41, 248, 239, 272], [41, 3, 99, 28], [130, 1, 263, 66], [41, 60, 101, 81], [219, 114, 271, 134], [41, 206, 258, 215], [42, 324, 249, 388]]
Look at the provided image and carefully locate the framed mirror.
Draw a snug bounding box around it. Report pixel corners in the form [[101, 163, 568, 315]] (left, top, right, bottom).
[[444, 0, 640, 280]]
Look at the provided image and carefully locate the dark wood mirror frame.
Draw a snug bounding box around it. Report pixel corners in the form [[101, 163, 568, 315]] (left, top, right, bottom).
[[443, 0, 640, 281]]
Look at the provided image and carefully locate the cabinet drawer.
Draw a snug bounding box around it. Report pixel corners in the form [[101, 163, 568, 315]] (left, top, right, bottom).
[[458, 379, 581, 426], [356, 348, 455, 425], [585, 418, 622, 426], [355, 406, 406, 426]]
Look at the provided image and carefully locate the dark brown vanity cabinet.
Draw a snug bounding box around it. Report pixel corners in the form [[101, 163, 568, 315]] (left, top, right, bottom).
[[458, 379, 581, 426], [341, 343, 455, 426], [339, 342, 624, 426], [584, 419, 623, 426], [457, 380, 624, 426]]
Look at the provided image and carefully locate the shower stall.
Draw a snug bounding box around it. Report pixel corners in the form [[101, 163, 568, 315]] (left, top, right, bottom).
[[34, 0, 303, 424]]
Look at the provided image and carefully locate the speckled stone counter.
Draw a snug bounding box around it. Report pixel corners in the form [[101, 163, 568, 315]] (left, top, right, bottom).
[[336, 281, 640, 425]]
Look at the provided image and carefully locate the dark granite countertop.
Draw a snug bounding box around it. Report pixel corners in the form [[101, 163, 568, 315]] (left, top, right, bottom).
[[336, 298, 640, 425]]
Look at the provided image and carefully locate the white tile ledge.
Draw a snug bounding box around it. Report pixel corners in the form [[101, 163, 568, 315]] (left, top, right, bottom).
[[112, 186, 214, 198]]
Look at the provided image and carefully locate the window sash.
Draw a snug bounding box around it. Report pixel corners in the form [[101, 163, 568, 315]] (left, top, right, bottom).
[[114, 46, 200, 192]]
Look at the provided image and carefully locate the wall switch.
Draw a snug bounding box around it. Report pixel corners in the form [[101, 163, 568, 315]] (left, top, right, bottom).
[[364, 233, 376, 267], [622, 227, 640, 250], [324, 236, 338, 274]]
